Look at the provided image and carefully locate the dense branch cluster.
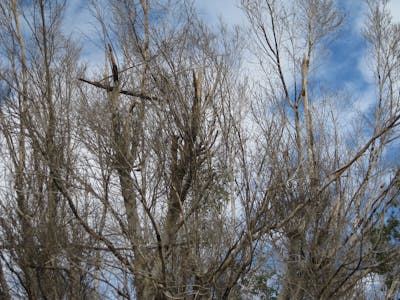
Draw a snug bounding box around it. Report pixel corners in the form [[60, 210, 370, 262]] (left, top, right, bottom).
[[0, 0, 399, 299]]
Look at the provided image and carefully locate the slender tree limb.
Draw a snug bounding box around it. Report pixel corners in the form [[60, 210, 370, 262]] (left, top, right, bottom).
[[78, 78, 159, 101]]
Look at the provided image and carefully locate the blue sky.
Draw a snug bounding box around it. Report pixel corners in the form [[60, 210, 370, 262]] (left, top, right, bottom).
[[60, 0, 400, 153], [61, 0, 400, 90], [61, 0, 400, 140]]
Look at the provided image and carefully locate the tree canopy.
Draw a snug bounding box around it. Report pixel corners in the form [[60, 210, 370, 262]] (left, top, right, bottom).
[[0, 0, 399, 299]]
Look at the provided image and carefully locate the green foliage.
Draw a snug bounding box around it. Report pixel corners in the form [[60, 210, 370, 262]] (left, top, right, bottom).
[[243, 268, 279, 300], [369, 211, 400, 291]]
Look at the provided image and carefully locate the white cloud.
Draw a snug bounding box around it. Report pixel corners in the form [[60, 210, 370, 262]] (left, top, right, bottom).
[[62, 0, 113, 70], [358, 49, 375, 84], [194, 0, 245, 27], [352, 0, 400, 86], [336, 84, 377, 134], [63, 0, 95, 37], [388, 0, 400, 23], [63, 0, 247, 69], [351, 0, 400, 34]]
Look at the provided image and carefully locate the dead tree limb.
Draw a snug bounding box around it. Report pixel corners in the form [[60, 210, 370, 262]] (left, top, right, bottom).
[[78, 78, 159, 102]]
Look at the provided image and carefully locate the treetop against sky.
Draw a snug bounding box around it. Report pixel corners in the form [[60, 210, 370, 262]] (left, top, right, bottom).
[[61, 0, 399, 127], [0, 0, 399, 299]]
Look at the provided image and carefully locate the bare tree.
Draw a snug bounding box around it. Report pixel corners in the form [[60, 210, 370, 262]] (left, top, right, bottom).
[[0, 0, 97, 298], [242, 0, 400, 299], [0, 0, 398, 299]]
